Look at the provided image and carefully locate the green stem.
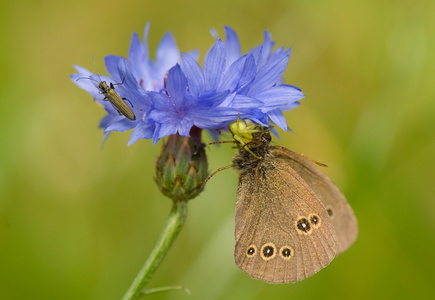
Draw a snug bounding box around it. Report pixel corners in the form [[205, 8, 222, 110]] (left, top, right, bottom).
[[122, 201, 188, 300]]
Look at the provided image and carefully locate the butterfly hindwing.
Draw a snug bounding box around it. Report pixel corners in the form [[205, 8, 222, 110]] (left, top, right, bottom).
[[234, 155, 337, 283], [270, 146, 358, 253]]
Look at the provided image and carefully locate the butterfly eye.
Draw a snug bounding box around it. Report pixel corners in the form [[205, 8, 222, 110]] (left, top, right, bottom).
[[246, 245, 257, 257], [309, 214, 321, 228], [279, 246, 294, 260], [260, 243, 277, 260], [296, 217, 312, 234]]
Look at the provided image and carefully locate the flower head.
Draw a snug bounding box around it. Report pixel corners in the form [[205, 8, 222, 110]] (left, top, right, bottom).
[[71, 24, 305, 145]]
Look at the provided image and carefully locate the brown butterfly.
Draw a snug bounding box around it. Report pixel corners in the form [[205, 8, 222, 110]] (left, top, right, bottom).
[[229, 121, 357, 283]]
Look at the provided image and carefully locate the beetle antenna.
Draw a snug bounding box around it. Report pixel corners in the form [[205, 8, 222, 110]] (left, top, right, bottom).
[[92, 55, 103, 82], [76, 76, 99, 83]]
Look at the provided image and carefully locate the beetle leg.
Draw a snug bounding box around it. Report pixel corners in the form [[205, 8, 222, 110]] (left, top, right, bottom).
[[123, 98, 143, 111], [123, 98, 133, 107], [113, 76, 126, 87]]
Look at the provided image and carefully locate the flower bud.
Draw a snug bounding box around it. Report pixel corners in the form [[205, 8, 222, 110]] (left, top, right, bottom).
[[155, 127, 208, 202]]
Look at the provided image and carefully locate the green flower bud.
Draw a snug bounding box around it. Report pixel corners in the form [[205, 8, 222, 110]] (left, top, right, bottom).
[[155, 127, 208, 202]]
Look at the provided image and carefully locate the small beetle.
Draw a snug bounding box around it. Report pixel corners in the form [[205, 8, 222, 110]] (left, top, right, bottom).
[[76, 60, 136, 121], [96, 78, 136, 121]]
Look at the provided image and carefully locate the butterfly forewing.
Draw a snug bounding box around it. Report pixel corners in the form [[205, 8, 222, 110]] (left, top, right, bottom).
[[270, 146, 358, 253], [234, 156, 337, 283]]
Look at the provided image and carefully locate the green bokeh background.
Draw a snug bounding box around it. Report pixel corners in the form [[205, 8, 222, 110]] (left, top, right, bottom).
[[1, 0, 434, 299]]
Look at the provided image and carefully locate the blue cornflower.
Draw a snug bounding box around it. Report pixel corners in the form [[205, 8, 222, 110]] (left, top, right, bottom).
[[71, 24, 305, 145]]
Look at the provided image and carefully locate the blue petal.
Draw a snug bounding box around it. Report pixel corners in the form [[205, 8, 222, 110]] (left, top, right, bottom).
[[256, 31, 274, 68], [209, 28, 220, 40], [181, 52, 205, 97], [192, 107, 240, 129], [99, 114, 112, 129], [143, 22, 151, 45], [247, 50, 290, 96], [99, 101, 122, 118], [198, 90, 230, 107], [218, 55, 247, 92], [105, 118, 137, 132], [267, 109, 288, 130], [71, 65, 101, 98], [204, 39, 226, 90], [280, 101, 300, 112], [238, 108, 269, 126], [285, 84, 302, 92], [224, 26, 241, 66], [129, 24, 150, 65], [187, 49, 200, 61], [128, 31, 146, 64], [256, 85, 304, 112], [270, 46, 286, 61], [247, 44, 262, 66], [237, 54, 257, 92], [72, 64, 92, 77], [117, 58, 143, 94], [228, 94, 263, 109], [155, 32, 180, 81], [128, 120, 155, 146], [218, 92, 236, 108], [270, 127, 281, 139], [148, 109, 176, 124], [265, 47, 287, 69], [177, 118, 194, 136], [166, 64, 187, 101], [128, 31, 149, 82], [148, 92, 172, 111], [105, 55, 123, 81], [116, 58, 151, 112], [153, 122, 179, 142]]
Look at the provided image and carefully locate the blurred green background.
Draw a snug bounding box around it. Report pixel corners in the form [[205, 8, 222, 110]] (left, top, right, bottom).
[[1, 0, 434, 299]]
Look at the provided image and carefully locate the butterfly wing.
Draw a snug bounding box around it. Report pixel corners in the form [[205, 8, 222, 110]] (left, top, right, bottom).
[[270, 146, 358, 254], [234, 157, 337, 283]]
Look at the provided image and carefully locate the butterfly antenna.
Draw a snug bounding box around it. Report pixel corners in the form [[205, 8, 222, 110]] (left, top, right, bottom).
[[300, 153, 328, 167], [209, 140, 237, 145]]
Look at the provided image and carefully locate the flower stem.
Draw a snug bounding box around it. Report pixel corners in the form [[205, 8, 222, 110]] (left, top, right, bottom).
[[122, 201, 188, 300]]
